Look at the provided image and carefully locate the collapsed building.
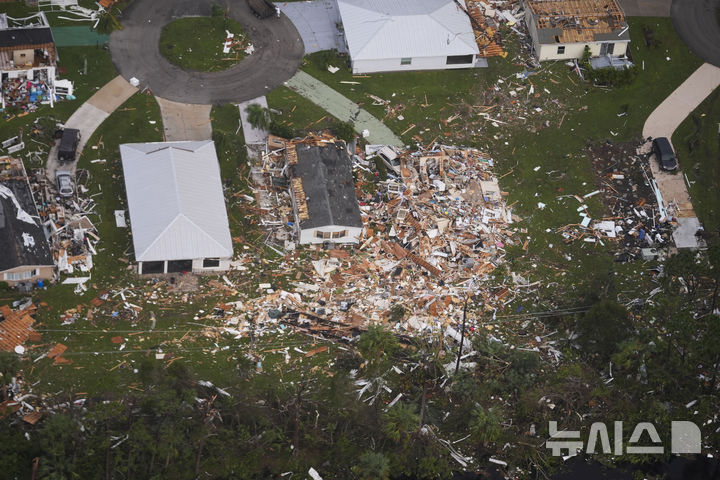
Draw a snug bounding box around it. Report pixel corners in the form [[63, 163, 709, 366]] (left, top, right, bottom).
[[0, 12, 65, 110], [289, 141, 364, 245], [0, 156, 54, 287], [250, 135, 525, 335]]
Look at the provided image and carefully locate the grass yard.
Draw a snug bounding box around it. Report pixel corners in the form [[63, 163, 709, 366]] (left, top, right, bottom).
[[160, 16, 249, 72], [673, 86, 720, 229], [266, 86, 337, 136]]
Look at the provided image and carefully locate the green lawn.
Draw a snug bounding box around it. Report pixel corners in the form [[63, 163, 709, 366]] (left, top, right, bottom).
[[266, 86, 337, 136], [673, 86, 720, 229], [160, 16, 249, 72]]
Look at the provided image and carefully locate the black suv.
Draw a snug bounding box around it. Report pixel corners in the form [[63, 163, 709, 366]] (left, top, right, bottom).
[[58, 128, 80, 164], [652, 137, 678, 171]]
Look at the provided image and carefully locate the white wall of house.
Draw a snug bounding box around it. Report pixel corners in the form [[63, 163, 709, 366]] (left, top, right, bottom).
[[351, 55, 476, 74], [535, 41, 629, 61], [1, 265, 54, 286], [137, 258, 231, 275], [299, 225, 363, 245]]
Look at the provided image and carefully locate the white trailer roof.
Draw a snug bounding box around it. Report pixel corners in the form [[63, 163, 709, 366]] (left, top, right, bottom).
[[120, 140, 233, 262], [337, 0, 479, 60]]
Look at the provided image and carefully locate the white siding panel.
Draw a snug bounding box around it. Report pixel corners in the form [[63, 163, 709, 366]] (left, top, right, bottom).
[[352, 56, 475, 74]]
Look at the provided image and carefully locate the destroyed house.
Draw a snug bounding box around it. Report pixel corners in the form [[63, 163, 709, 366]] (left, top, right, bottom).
[[120, 141, 233, 275], [289, 142, 363, 245], [0, 157, 54, 286], [524, 0, 629, 62], [0, 12, 58, 109], [337, 0, 482, 74]]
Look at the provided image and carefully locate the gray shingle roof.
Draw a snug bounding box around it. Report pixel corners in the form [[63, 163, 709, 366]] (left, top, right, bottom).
[[291, 143, 363, 230]]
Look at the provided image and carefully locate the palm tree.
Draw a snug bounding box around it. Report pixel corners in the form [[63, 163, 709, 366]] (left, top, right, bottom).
[[245, 103, 271, 131]]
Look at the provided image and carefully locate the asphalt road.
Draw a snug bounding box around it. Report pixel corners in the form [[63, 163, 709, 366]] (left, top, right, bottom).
[[671, 0, 720, 68], [617, 0, 671, 16], [109, 0, 305, 104]]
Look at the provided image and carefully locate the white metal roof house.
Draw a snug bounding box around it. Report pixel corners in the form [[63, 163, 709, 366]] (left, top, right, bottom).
[[337, 0, 482, 74], [289, 142, 364, 245], [120, 141, 233, 275]]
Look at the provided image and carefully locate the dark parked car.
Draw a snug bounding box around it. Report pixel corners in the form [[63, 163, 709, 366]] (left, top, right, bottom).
[[652, 137, 678, 171], [58, 128, 80, 164]]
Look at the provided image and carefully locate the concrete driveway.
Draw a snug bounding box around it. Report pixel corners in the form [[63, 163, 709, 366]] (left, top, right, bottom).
[[156, 98, 212, 141], [110, 0, 304, 104], [671, 0, 720, 68], [46, 75, 137, 181], [276, 0, 346, 54], [237, 97, 270, 145], [642, 62, 720, 248]]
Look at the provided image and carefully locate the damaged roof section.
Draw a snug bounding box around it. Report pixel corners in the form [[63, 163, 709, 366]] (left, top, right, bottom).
[[290, 142, 363, 231], [0, 156, 53, 273], [526, 0, 628, 44]]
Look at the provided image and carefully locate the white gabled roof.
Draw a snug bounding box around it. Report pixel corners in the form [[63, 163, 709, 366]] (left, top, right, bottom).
[[337, 0, 479, 60], [120, 140, 233, 262]]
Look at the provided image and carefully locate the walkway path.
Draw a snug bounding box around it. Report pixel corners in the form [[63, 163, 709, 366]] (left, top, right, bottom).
[[156, 97, 212, 141], [237, 96, 270, 146], [286, 71, 403, 146], [47, 75, 137, 180], [642, 62, 720, 248]]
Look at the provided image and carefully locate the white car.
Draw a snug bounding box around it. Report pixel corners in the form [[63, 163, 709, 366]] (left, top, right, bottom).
[[56, 170, 74, 198]]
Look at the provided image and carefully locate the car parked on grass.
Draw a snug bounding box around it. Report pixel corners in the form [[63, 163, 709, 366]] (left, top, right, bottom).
[[652, 137, 678, 171], [56, 170, 74, 197]]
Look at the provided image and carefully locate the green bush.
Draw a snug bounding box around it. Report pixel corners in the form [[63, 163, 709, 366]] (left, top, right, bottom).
[[332, 120, 356, 142], [269, 121, 296, 139], [589, 65, 640, 87]]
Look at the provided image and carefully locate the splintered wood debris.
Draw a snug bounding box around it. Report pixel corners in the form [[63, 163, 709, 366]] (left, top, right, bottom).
[[0, 303, 37, 352], [231, 135, 532, 340]]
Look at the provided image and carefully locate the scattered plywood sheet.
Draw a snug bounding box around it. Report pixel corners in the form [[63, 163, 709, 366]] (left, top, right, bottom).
[[305, 345, 328, 357], [47, 343, 68, 359], [22, 411, 43, 425], [0, 305, 35, 352]]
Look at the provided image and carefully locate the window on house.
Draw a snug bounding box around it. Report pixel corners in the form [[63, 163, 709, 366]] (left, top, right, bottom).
[[167, 260, 193, 273], [4, 272, 21, 281], [557, 46, 565, 55], [203, 258, 220, 268], [331, 230, 347, 239], [400, 57, 412, 65], [446, 55, 474, 65], [141, 261, 164, 274]]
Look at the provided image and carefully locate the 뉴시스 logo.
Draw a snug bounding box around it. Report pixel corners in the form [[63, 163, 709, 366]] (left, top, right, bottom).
[[546, 420, 702, 457]]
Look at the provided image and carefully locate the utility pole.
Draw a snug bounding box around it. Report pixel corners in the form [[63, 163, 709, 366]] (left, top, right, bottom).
[[454, 296, 469, 375]]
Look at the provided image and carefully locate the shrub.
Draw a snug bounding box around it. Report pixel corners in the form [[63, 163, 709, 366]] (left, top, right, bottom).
[[332, 120, 356, 142], [268, 121, 295, 139]]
